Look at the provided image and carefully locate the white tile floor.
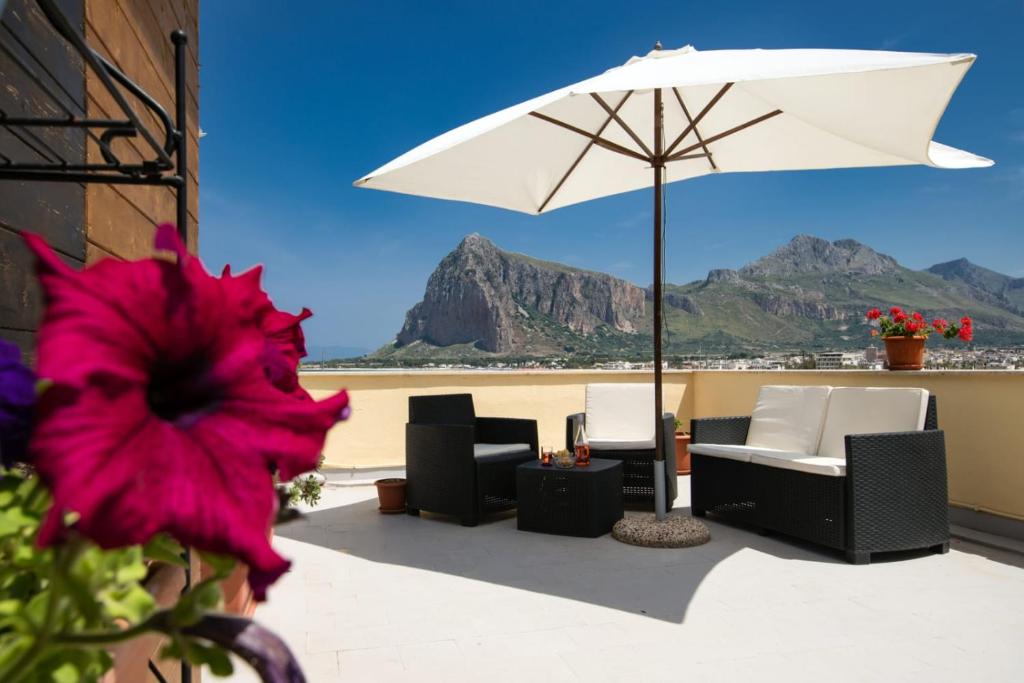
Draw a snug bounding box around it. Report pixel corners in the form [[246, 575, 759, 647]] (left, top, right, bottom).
[[224, 477, 1024, 682]]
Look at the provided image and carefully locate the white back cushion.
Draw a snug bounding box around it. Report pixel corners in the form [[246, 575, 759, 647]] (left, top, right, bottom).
[[817, 387, 929, 458], [745, 385, 832, 454], [585, 383, 656, 442]]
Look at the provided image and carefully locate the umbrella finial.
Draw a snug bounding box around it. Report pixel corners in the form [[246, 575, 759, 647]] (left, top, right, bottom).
[[654, 40, 663, 51]]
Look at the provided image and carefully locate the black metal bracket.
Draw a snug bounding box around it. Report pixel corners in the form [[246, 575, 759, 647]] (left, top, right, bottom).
[[0, 0, 190, 242]]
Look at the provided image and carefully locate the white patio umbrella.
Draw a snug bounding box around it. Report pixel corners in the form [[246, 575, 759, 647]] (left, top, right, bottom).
[[355, 44, 992, 520]]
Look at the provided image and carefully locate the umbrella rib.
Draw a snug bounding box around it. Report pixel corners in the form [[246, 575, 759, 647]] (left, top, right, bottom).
[[671, 87, 717, 170], [590, 93, 653, 158], [666, 109, 783, 161], [537, 91, 634, 213], [663, 82, 733, 158], [528, 111, 650, 163], [665, 152, 711, 162]]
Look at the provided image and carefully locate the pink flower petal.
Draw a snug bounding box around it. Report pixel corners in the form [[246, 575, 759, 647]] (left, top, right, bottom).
[[25, 230, 349, 600]]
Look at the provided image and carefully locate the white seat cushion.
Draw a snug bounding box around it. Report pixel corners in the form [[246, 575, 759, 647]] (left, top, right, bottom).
[[688, 443, 755, 463], [817, 387, 929, 459], [751, 452, 846, 477], [589, 437, 656, 451], [689, 443, 808, 464], [585, 383, 656, 443], [745, 385, 832, 454], [474, 443, 531, 459]]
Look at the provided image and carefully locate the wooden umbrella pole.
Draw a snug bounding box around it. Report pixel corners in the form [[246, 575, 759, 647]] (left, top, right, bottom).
[[652, 86, 667, 521]]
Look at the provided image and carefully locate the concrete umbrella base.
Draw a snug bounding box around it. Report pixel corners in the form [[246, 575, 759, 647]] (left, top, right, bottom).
[[612, 513, 711, 549]]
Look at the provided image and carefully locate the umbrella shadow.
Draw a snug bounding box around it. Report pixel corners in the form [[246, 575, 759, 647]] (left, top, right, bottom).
[[273, 490, 891, 624]]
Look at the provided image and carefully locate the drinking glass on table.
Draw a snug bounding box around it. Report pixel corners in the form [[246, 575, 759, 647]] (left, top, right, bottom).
[[540, 447, 553, 466]]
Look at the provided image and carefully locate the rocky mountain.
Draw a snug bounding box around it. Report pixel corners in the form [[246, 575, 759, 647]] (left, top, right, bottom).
[[392, 234, 645, 354], [927, 258, 1024, 313], [740, 234, 900, 277], [375, 234, 1024, 360], [659, 235, 1024, 352]]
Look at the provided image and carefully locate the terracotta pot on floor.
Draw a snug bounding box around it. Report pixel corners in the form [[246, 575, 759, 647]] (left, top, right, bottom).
[[675, 433, 692, 475], [885, 335, 926, 370], [375, 478, 407, 513]]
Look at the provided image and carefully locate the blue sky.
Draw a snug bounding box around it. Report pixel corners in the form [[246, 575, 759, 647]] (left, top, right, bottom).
[[198, 0, 1023, 353]]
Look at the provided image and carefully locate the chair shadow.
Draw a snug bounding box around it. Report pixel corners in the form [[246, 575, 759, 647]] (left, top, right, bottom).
[[272, 489, 944, 624]]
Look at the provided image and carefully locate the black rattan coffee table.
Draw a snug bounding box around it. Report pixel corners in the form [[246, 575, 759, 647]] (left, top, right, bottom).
[[516, 458, 624, 537]]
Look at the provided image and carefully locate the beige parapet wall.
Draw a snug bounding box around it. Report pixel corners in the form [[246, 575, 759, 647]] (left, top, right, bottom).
[[300, 369, 1024, 522], [300, 369, 691, 465]]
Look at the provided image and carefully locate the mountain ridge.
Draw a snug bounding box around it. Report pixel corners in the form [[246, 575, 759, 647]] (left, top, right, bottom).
[[372, 234, 1024, 360]]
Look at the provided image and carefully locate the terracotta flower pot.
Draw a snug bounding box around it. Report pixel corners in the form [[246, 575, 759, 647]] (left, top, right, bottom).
[[375, 478, 407, 513], [675, 433, 691, 475], [884, 335, 926, 370]]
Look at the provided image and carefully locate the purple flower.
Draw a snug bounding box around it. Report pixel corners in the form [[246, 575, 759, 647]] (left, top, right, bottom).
[[0, 340, 36, 468]]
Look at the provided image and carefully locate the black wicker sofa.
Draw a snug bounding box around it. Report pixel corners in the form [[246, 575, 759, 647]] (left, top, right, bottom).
[[690, 386, 949, 564]]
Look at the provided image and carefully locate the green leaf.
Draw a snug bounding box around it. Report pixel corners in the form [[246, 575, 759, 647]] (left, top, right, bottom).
[[143, 534, 188, 568], [0, 634, 32, 673], [50, 661, 81, 683], [111, 546, 148, 584], [181, 640, 234, 677], [0, 598, 30, 633], [62, 572, 102, 624], [99, 583, 156, 623], [23, 590, 50, 627], [0, 506, 36, 536], [33, 646, 113, 683], [170, 579, 222, 627], [0, 598, 22, 616], [198, 551, 236, 580]]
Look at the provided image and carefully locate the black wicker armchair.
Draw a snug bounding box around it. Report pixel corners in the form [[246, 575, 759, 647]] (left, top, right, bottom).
[[690, 388, 949, 564], [565, 383, 677, 509], [406, 394, 538, 526]]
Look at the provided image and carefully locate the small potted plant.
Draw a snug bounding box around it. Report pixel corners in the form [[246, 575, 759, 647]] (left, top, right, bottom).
[[284, 454, 327, 508], [674, 418, 692, 475], [375, 477, 407, 513], [866, 306, 973, 370]]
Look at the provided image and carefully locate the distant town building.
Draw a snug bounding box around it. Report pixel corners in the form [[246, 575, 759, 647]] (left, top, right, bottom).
[[815, 352, 845, 370]]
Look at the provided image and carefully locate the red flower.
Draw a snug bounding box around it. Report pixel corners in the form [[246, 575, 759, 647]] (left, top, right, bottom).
[[958, 325, 974, 342], [889, 306, 902, 317], [932, 319, 948, 334], [960, 316, 972, 327], [905, 320, 920, 333], [893, 311, 908, 323], [25, 225, 349, 600], [912, 311, 924, 322], [865, 308, 881, 320]]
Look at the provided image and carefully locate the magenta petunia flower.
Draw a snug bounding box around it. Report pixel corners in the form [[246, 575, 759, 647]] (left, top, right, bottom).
[[25, 225, 349, 600], [220, 263, 313, 403]]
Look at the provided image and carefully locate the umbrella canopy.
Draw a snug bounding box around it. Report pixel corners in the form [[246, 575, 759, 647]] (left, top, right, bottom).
[[356, 45, 991, 212], [356, 44, 991, 520]]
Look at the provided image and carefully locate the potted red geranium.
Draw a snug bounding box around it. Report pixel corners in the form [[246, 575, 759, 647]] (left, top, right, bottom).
[[866, 306, 973, 370]]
